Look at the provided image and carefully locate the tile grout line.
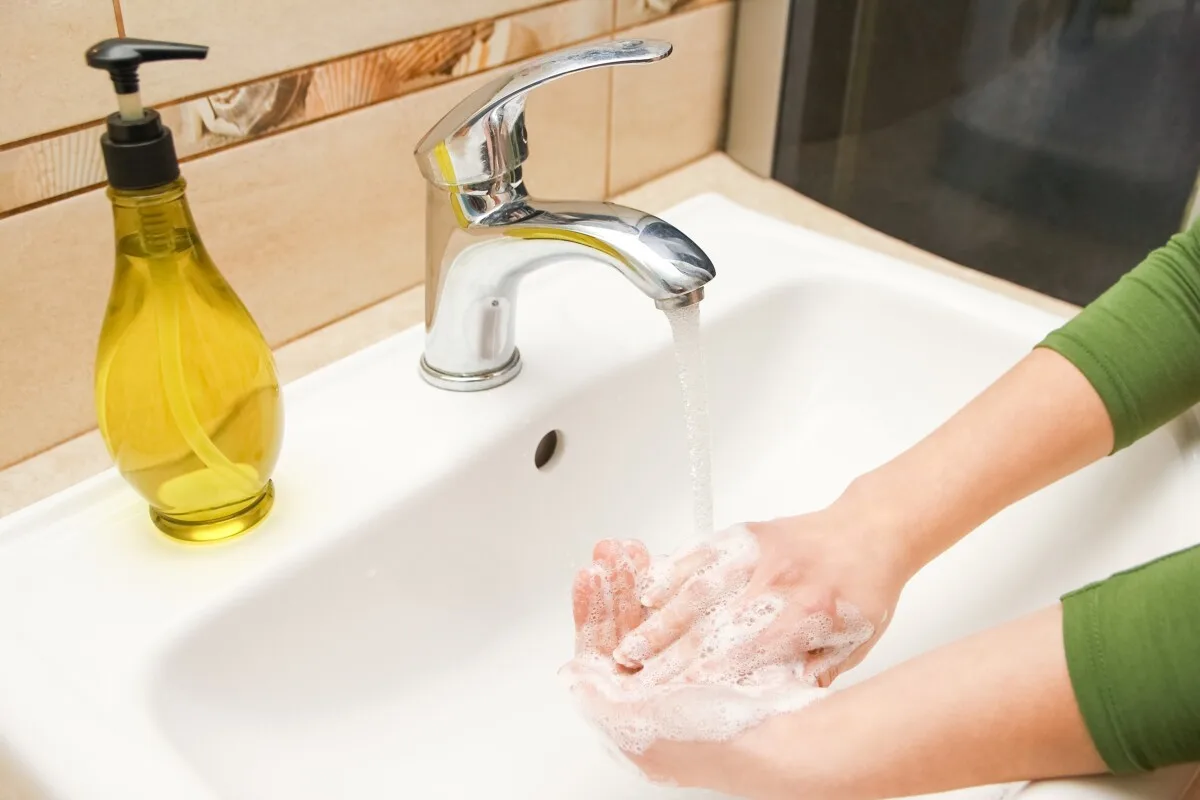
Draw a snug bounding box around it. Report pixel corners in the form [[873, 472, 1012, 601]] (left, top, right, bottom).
[[0, 118, 104, 155], [604, 69, 615, 197], [605, 0, 619, 196], [0, 185, 98, 222], [0, 0, 728, 221], [111, 0, 126, 37]]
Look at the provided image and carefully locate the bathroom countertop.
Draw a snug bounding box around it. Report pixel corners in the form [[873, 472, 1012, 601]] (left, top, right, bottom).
[[0, 152, 1079, 519]]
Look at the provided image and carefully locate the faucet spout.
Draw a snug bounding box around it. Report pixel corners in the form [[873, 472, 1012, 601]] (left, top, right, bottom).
[[412, 39, 715, 391], [510, 200, 716, 308], [420, 184, 716, 391]]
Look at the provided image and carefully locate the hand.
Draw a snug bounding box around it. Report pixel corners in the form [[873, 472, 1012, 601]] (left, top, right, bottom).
[[561, 539, 828, 794], [614, 504, 908, 687]]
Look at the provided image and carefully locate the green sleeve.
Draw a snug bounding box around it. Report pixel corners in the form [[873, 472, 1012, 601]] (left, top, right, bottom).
[[1040, 226, 1200, 772], [1038, 221, 1200, 452], [1062, 544, 1200, 773]]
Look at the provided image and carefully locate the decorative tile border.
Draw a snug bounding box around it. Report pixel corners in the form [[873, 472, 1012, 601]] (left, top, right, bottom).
[[0, 0, 721, 218], [0, 0, 609, 217]]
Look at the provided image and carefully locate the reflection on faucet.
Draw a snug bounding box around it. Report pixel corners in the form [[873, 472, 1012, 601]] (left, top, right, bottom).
[[414, 40, 717, 391]]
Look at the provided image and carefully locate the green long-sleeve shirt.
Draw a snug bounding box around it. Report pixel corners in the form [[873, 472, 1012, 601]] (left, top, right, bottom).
[[1037, 222, 1200, 774]]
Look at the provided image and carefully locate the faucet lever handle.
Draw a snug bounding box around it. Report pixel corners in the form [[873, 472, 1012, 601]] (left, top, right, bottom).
[[414, 39, 671, 188]]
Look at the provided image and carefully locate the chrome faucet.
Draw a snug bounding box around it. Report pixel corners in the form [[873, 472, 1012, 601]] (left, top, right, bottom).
[[413, 39, 717, 391]]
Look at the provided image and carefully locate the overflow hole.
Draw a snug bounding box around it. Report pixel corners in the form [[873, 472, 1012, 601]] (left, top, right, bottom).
[[534, 430, 563, 471]]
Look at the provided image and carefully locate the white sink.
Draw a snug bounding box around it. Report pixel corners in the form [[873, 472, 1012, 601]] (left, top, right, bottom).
[[1, 194, 1197, 800]]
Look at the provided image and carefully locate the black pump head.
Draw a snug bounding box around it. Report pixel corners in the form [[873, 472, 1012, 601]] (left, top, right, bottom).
[[86, 38, 208, 95], [85, 38, 208, 191]]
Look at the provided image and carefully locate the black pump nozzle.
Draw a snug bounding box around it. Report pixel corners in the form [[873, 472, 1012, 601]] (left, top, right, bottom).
[[86, 38, 208, 96], [85, 37, 208, 191]]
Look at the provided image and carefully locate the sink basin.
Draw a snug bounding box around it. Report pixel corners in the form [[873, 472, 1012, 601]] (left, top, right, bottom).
[[1, 194, 1197, 799]]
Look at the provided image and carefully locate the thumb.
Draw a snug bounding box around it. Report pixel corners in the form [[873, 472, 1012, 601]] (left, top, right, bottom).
[[811, 619, 881, 687], [815, 664, 840, 688]]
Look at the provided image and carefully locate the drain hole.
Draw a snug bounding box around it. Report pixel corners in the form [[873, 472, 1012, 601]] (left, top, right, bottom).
[[534, 430, 563, 471]]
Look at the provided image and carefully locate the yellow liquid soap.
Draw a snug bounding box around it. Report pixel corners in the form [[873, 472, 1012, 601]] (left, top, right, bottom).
[[95, 178, 283, 542]]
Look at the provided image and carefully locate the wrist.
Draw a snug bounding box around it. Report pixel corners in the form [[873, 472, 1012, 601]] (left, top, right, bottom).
[[732, 703, 843, 800], [831, 471, 942, 582]]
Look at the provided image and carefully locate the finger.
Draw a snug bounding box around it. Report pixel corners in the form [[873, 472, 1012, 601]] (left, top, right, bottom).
[[612, 554, 646, 644], [676, 593, 791, 684], [593, 539, 622, 568], [806, 615, 877, 684], [574, 566, 604, 655], [593, 568, 622, 656], [690, 592, 834, 679], [644, 524, 763, 608], [800, 602, 874, 666], [637, 623, 709, 684], [614, 562, 752, 668], [640, 544, 716, 608], [805, 644, 855, 686], [572, 568, 592, 632], [620, 540, 653, 614], [751, 597, 832, 658], [576, 565, 621, 657], [809, 633, 871, 686], [622, 539, 652, 575]]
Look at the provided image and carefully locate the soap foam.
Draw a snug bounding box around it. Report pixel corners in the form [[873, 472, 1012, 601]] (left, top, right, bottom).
[[563, 653, 829, 755], [564, 529, 875, 755], [635, 523, 760, 622]]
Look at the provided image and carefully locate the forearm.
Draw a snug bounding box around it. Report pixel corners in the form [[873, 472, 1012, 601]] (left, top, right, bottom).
[[740, 605, 1105, 800], [834, 222, 1200, 579], [839, 348, 1113, 578]]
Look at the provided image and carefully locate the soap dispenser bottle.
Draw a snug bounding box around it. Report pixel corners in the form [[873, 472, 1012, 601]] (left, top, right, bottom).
[[86, 38, 284, 542]]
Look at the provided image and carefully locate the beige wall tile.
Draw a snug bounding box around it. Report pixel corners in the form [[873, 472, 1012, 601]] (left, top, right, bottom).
[[0, 0, 118, 144], [0, 47, 610, 469], [458, 0, 614, 72], [0, 124, 106, 214], [0, 189, 111, 469], [524, 65, 610, 200], [615, 0, 726, 30], [121, 0, 562, 107], [608, 2, 733, 194]]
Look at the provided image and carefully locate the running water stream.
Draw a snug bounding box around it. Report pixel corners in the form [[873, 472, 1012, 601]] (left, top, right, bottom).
[[663, 304, 714, 539]]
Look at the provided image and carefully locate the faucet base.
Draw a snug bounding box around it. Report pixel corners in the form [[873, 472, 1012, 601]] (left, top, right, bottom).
[[419, 349, 523, 392]]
